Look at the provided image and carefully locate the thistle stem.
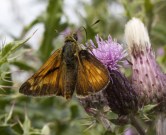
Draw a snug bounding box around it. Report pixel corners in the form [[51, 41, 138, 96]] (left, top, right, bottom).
[[98, 112, 113, 132], [156, 113, 166, 135], [130, 114, 146, 135]]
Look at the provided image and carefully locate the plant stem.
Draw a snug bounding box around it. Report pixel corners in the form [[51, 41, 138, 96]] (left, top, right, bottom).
[[98, 113, 113, 132], [130, 114, 146, 135]]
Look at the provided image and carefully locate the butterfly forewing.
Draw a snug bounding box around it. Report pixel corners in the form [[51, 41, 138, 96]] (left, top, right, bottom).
[[76, 50, 110, 97], [19, 49, 65, 96]]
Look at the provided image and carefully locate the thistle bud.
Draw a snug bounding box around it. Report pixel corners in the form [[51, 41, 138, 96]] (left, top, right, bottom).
[[105, 70, 138, 115], [125, 18, 166, 109]]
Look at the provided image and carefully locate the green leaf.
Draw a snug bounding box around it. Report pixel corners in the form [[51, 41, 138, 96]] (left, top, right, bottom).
[[39, 0, 67, 62], [0, 126, 19, 135], [21, 15, 44, 38], [41, 124, 50, 135], [0, 32, 34, 87], [0, 63, 12, 90], [11, 61, 36, 71], [23, 113, 31, 135], [0, 33, 35, 66], [4, 104, 14, 125], [141, 104, 158, 113]]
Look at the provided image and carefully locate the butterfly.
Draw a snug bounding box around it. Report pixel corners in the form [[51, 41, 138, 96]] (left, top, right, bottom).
[[19, 33, 110, 99]]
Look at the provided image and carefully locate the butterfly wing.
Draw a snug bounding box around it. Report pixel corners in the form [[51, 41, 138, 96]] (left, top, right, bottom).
[[19, 49, 65, 96], [76, 50, 110, 97]]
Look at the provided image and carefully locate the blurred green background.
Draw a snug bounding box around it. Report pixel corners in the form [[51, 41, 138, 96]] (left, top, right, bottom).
[[0, 0, 166, 135]]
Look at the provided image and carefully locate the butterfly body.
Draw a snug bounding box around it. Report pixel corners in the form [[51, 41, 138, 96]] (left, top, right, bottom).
[[20, 33, 110, 99], [61, 35, 78, 99]]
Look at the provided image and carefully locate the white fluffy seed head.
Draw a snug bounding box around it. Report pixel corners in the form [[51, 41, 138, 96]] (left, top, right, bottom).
[[125, 18, 151, 54]]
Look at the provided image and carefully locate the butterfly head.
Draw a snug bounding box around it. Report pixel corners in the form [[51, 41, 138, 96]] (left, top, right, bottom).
[[65, 33, 78, 43]]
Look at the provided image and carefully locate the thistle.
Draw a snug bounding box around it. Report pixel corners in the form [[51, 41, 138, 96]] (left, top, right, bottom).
[[125, 18, 166, 110], [79, 34, 138, 116], [90, 34, 126, 70]]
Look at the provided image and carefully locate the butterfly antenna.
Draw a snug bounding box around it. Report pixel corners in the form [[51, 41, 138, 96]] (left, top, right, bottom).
[[82, 26, 87, 42], [91, 19, 100, 27], [76, 26, 88, 42]]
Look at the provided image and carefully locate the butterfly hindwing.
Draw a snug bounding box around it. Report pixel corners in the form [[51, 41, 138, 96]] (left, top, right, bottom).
[[76, 50, 110, 97], [19, 49, 65, 96]]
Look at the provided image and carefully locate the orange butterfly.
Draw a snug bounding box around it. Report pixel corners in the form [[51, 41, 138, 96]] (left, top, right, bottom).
[[19, 33, 110, 99]]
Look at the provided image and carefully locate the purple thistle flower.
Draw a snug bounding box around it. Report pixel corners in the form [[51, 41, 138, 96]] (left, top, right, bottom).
[[90, 35, 126, 70], [125, 18, 166, 108]]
